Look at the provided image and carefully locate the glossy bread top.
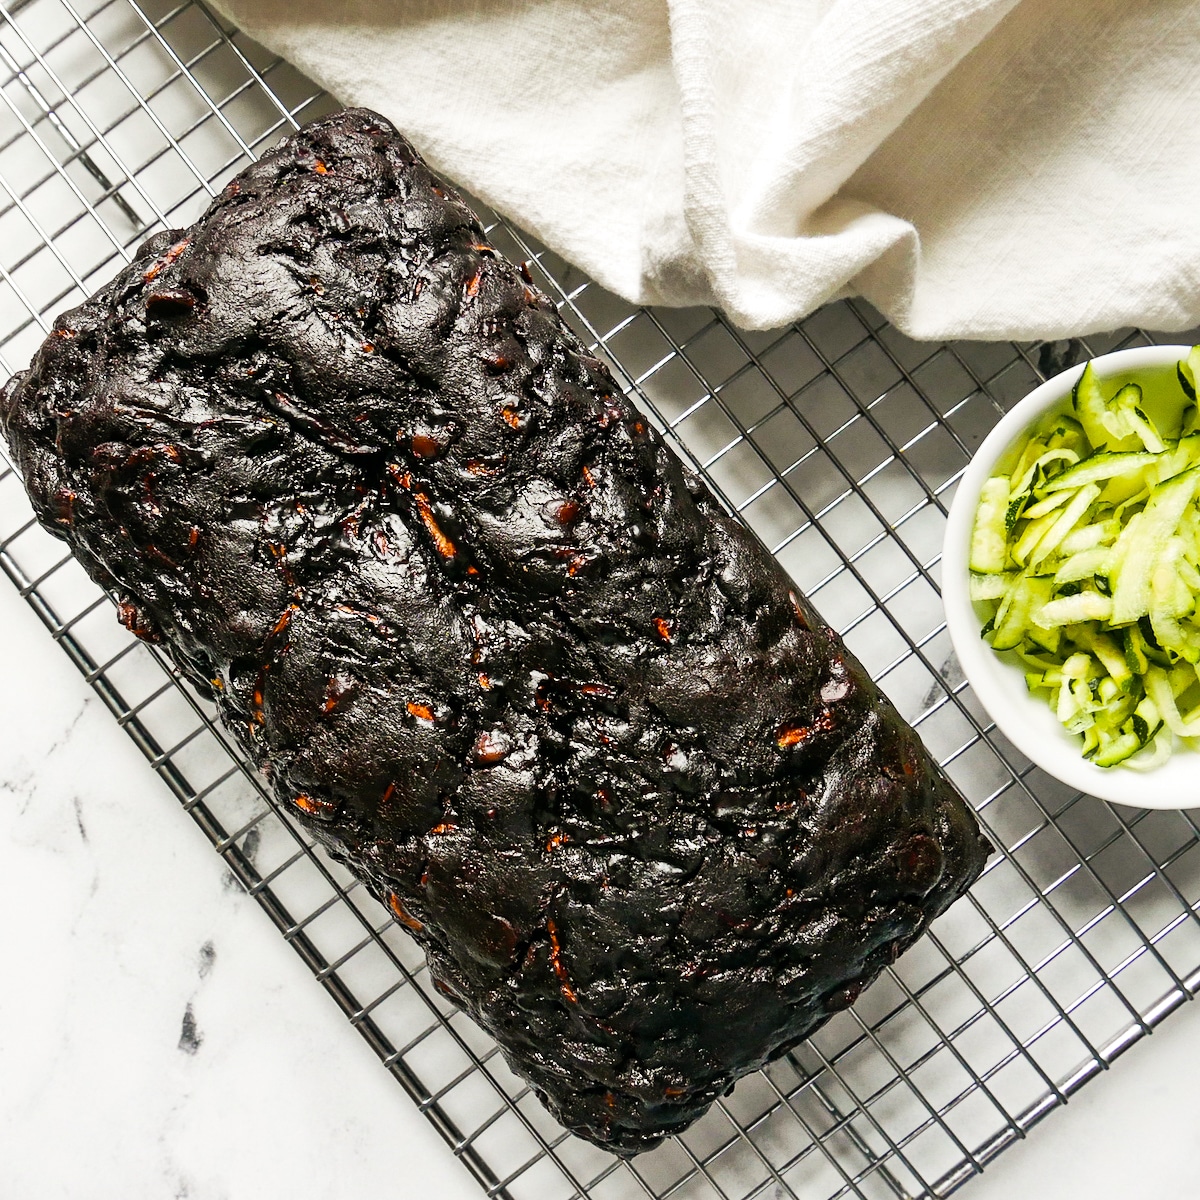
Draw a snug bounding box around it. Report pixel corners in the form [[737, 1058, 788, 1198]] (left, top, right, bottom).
[[1, 108, 990, 1153]]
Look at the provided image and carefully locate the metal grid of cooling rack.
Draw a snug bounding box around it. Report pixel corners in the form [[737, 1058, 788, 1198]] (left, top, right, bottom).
[[3, 1, 1200, 1197]]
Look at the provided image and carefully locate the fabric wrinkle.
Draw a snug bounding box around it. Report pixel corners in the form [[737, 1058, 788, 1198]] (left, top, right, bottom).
[[208, 0, 1200, 340]]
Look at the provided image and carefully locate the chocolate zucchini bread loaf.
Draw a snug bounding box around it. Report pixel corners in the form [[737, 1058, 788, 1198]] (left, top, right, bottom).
[[1, 109, 990, 1153]]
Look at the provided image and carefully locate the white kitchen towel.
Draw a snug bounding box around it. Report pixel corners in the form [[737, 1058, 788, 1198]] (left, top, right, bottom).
[[210, 0, 1200, 341]]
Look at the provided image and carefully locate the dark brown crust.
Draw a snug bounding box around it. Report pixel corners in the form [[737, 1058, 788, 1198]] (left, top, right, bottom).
[[0, 109, 990, 1153]]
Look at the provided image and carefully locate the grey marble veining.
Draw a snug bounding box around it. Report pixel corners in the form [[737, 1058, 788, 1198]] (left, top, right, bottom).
[[0, 574, 472, 1198]]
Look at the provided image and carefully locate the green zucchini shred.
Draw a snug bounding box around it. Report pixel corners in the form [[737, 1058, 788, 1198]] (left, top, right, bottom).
[[970, 344, 1200, 768]]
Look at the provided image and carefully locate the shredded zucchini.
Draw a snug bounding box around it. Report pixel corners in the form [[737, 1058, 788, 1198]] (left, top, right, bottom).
[[970, 345, 1200, 768]]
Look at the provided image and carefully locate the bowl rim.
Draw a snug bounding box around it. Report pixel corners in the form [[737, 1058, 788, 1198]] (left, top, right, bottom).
[[942, 343, 1200, 810]]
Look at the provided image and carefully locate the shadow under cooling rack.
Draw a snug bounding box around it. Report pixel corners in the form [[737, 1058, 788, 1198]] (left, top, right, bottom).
[[4, 1, 1200, 1198]]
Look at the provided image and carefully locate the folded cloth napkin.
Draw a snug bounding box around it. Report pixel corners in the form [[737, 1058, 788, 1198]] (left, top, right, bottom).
[[210, 0, 1200, 341]]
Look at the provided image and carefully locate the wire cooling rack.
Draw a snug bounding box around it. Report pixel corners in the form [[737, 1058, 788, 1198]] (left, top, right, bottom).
[[4, 1, 1200, 1197]]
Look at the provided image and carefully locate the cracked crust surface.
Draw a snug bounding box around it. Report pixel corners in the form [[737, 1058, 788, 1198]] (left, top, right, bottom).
[[1, 109, 991, 1153]]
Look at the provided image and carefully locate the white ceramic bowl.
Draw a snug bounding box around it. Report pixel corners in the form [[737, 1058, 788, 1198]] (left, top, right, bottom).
[[943, 344, 1200, 809]]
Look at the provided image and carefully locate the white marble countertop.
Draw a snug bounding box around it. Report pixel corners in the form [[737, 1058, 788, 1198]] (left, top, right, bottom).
[[3, 571, 1199, 1199]]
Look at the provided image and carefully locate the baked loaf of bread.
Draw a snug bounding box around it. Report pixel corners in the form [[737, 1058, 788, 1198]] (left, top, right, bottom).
[[1, 109, 990, 1154]]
